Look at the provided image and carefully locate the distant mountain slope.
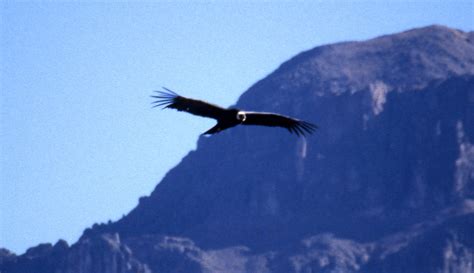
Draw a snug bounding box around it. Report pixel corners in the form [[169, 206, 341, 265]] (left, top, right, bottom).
[[2, 25, 473, 273]]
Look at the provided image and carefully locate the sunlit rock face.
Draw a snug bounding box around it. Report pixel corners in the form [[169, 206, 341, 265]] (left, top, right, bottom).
[[2, 25, 473, 273]]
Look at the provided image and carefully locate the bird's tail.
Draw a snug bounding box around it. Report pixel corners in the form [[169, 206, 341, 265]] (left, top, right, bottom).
[[202, 124, 224, 135]]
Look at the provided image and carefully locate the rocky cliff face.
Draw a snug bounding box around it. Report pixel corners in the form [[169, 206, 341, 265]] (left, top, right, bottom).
[[0, 235, 149, 273], [2, 25, 473, 273]]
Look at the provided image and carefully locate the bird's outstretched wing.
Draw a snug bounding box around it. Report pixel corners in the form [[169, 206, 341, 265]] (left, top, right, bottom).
[[151, 88, 227, 120], [242, 112, 318, 136]]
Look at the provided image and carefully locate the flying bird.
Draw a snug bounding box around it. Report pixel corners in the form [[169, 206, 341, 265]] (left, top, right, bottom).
[[151, 88, 317, 137]]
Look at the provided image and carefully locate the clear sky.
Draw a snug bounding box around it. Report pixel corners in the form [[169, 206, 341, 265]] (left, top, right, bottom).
[[1, 1, 473, 255]]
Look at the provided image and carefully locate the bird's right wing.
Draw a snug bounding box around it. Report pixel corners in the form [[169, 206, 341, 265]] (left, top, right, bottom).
[[243, 111, 318, 136], [151, 88, 227, 120]]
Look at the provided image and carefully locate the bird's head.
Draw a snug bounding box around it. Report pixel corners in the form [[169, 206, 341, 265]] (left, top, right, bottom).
[[236, 111, 247, 123]]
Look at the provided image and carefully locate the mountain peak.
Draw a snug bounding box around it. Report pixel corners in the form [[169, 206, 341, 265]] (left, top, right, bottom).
[[236, 25, 473, 111], [399, 24, 470, 36]]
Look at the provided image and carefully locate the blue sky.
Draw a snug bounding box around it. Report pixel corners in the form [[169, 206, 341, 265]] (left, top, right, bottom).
[[1, 1, 473, 254]]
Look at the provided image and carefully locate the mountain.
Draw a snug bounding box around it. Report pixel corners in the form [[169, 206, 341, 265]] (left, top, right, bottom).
[[2, 25, 473, 273]]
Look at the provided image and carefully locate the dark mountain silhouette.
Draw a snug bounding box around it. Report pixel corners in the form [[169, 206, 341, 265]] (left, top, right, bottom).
[[2, 25, 473, 273]]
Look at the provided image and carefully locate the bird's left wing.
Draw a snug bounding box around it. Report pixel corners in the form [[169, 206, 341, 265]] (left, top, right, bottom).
[[242, 112, 318, 136], [151, 88, 227, 120]]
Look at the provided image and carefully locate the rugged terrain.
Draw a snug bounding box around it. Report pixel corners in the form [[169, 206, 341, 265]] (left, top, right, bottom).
[[2, 25, 473, 273]]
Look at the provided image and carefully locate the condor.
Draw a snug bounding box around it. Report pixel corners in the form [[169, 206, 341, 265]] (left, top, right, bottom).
[[152, 88, 317, 137]]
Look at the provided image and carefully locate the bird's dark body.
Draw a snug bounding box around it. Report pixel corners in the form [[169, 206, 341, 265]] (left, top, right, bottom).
[[151, 88, 317, 137], [203, 109, 242, 134]]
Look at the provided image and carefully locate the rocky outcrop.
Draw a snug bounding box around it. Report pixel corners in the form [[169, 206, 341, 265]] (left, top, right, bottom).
[[0, 234, 149, 273]]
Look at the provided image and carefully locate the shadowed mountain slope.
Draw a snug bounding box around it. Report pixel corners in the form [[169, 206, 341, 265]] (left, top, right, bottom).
[[106, 25, 474, 249]]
